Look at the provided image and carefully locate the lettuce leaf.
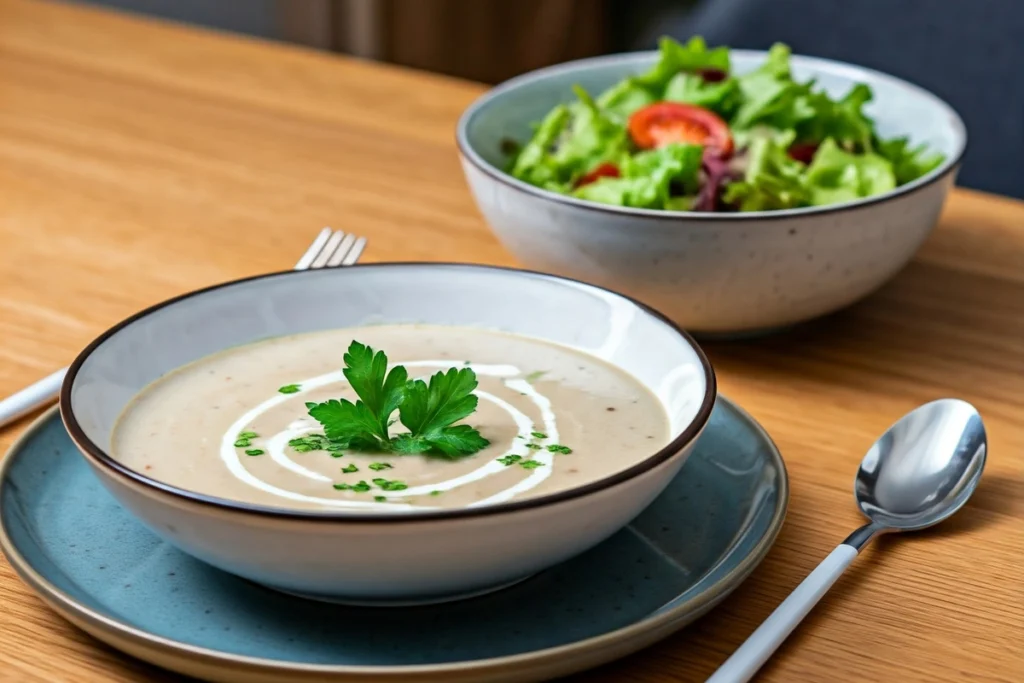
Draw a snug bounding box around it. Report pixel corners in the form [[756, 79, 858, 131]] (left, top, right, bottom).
[[875, 136, 945, 184], [550, 86, 630, 174], [732, 44, 815, 131], [634, 36, 730, 92], [725, 135, 899, 210], [663, 72, 741, 119], [730, 44, 873, 148], [510, 86, 628, 190], [665, 196, 697, 210], [804, 138, 896, 205], [596, 78, 656, 123], [509, 105, 572, 189], [796, 83, 875, 151], [759, 41, 793, 79], [723, 129, 810, 211], [622, 143, 704, 194], [573, 143, 702, 209]]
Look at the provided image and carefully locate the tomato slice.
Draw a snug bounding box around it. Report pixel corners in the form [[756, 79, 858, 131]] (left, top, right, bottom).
[[628, 102, 733, 156], [574, 162, 621, 188]]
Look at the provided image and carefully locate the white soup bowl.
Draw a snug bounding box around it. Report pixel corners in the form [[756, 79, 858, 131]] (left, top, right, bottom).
[[61, 264, 715, 604]]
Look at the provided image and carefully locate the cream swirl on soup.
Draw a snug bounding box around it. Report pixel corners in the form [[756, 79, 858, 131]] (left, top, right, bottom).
[[112, 325, 670, 511]]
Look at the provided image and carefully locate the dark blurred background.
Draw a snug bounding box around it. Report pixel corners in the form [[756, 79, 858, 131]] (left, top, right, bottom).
[[70, 0, 1023, 199]]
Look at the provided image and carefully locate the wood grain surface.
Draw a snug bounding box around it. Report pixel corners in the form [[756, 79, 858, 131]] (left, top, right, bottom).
[[0, 1, 1021, 681]]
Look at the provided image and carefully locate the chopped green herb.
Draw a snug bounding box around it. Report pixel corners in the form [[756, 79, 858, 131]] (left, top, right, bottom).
[[288, 434, 336, 453], [372, 478, 408, 491], [368, 462, 393, 471], [531, 431, 547, 439], [278, 384, 301, 394], [233, 438, 251, 448], [516, 435, 525, 439], [524, 370, 547, 383], [374, 495, 387, 502], [307, 341, 489, 459], [525, 443, 542, 450], [429, 490, 442, 496], [305, 401, 318, 410], [341, 464, 359, 473], [244, 449, 265, 456], [463, 360, 472, 366], [333, 480, 371, 492], [521, 459, 545, 469], [547, 444, 573, 455], [237, 431, 258, 439], [497, 454, 523, 466]]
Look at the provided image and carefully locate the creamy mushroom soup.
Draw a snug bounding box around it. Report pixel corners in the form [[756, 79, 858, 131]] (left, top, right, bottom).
[[112, 325, 671, 511]]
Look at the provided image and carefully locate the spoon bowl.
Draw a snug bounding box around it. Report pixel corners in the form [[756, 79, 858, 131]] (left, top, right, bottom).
[[709, 398, 987, 683], [855, 399, 987, 532]]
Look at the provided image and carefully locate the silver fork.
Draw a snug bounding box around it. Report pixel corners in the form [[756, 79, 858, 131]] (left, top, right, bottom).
[[0, 228, 367, 429]]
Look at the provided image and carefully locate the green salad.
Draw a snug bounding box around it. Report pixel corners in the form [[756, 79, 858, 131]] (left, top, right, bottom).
[[506, 37, 945, 212]]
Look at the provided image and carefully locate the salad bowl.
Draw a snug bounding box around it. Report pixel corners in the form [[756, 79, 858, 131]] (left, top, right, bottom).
[[457, 44, 967, 334], [59, 263, 715, 604]]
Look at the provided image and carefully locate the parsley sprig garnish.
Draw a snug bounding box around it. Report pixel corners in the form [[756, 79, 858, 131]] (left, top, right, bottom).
[[307, 341, 490, 459]]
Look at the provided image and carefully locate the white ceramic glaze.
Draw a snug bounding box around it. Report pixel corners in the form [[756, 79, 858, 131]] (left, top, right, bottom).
[[457, 50, 967, 334], [61, 264, 715, 603]]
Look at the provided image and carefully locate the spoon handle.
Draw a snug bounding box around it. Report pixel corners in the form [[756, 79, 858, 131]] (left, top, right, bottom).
[[706, 544, 858, 683]]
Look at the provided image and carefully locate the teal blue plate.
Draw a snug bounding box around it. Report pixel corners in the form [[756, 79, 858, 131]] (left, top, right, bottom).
[[0, 397, 786, 683]]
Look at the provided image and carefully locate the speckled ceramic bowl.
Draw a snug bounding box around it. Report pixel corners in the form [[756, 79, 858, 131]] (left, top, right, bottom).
[[457, 50, 967, 335], [60, 264, 715, 605]]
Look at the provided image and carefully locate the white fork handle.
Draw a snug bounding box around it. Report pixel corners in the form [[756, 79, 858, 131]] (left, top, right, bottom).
[[0, 369, 67, 429], [706, 544, 858, 683]]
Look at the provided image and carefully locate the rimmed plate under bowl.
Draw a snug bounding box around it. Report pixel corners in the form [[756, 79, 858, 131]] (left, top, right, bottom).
[[1, 396, 787, 682], [59, 264, 715, 603]]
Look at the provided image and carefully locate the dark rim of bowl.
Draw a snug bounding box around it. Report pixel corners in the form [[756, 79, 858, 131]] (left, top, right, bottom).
[[61, 262, 717, 524], [454, 49, 967, 223]]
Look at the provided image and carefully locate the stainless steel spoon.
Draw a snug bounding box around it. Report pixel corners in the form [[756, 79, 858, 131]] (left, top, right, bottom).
[[707, 398, 987, 683]]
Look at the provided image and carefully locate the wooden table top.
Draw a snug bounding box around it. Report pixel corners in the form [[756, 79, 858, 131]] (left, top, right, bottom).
[[0, 1, 1021, 681]]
